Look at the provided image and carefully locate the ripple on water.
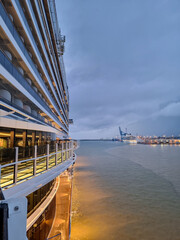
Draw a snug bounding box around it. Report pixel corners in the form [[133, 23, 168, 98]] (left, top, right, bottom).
[[71, 142, 180, 240]]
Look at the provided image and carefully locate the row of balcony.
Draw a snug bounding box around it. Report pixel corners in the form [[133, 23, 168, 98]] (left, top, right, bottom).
[[14, 0, 68, 121], [0, 140, 73, 164], [25, 0, 68, 114], [0, 1, 68, 129], [0, 141, 75, 188], [0, 50, 67, 132]]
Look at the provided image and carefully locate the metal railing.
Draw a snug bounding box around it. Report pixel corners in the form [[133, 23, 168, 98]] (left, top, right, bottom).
[[1, 96, 46, 125], [0, 50, 64, 130], [26, 0, 67, 119], [47, 233, 61, 240], [14, 0, 67, 121], [0, 1, 67, 129], [0, 142, 74, 189], [15, 0, 68, 125]]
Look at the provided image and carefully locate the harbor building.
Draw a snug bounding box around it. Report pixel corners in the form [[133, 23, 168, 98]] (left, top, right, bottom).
[[0, 0, 76, 239]]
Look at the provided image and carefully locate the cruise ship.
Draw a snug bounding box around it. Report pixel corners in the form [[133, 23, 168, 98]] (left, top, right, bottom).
[[0, 0, 76, 239]]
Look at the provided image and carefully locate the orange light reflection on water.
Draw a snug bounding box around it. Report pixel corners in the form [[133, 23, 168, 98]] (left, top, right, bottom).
[[71, 156, 136, 240]]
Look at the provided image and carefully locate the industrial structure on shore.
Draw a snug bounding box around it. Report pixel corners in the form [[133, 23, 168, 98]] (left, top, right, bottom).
[[112, 127, 137, 143], [112, 127, 180, 145], [0, 0, 76, 239], [137, 136, 180, 145]]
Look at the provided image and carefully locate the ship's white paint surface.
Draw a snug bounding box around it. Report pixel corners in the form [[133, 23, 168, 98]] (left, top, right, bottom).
[[0, 64, 66, 131], [25, 0, 67, 118], [1, 197, 27, 240], [0, 16, 67, 128], [0, 115, 64, 137], [27, 176, 60, 230], [9, 0, 68, 126]]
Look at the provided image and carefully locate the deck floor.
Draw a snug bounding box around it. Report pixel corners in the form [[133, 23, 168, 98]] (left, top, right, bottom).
[[48, 171, 73, 240]]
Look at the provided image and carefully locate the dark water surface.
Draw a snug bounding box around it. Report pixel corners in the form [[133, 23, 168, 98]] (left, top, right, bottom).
[[71, 141, 180, 240]]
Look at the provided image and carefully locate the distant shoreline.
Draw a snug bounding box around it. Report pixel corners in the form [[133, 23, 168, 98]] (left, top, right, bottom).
[[80, 139, 112, 141]]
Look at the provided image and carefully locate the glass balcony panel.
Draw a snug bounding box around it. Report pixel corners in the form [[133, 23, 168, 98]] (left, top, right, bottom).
[[58, 143, 62, 151], [36, 156, 46, 174], [0, 165, 14, 187], [63, 142, 66, 149], [0, 3, 66, 128], [63, 152, 66, 161], [0, 51, 61, 126], [57, 152, 62, 164], [17, 160, 33, 182], [49, 141, 56, 154], [48, 155, 55, 169]]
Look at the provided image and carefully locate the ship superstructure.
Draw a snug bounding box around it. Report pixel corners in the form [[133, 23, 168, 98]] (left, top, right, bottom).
[[119, 127, 137, 143], [0, 0, 76, 239]]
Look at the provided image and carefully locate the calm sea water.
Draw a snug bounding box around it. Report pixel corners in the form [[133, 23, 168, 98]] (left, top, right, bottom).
[[71, 141, 180, 240]]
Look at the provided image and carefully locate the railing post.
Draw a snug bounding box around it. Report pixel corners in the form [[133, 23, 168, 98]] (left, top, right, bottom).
[[55, 143, 58, 165], [34, 145, 37, 176], [14, 147, 18, 184], [47, 144, 49, 170]]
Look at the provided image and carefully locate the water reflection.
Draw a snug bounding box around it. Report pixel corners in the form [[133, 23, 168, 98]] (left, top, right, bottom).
[[71, 142, 180, 240]]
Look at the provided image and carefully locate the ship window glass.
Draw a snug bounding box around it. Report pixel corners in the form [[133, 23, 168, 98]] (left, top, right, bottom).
[[41, 131, 46, 144], [47, 132, 51, 142], [27, 196, 56, 240], [15, 129, 23, 147], [26, 180, 55, 217], [35, 131, 40, 145], [0, 128, 11, 149], [27, 130, 32, 146]]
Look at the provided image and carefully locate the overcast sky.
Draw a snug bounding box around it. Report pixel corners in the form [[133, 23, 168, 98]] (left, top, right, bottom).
[[56, 0, 180, 139]]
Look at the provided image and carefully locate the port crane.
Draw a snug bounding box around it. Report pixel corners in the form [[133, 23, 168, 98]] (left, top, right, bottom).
[[119, 127, 131, 140]]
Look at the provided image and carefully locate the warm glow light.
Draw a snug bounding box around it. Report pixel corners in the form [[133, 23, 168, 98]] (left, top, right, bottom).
[[40, 113, 47, 116], [0, 132, 11, 137]]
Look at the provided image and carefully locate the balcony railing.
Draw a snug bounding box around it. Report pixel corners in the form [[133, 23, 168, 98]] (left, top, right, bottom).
[[0, 97, 54, 129], [0, 1, 67, 128], [25, 0, 67, 119], [14, 0, 67, 119], [0, 141, 74, 189], [0, 50, 65, 130]]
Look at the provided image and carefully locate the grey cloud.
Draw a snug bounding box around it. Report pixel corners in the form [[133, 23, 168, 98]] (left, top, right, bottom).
[[158, 102, 180, 117], [57, 0, 180, 138]]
